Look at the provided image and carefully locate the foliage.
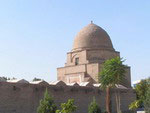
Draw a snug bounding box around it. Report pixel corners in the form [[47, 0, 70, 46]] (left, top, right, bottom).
[[99, 57, 126, 89], [0, 76, 8, 81], [135, 79, 149, 101], [56, 99, 76, 113], [99, 57, 126, 113], [33, 77, 42, 81], [11, 77, 17, 80], [88, 97, 101, 113], [144, 79, 150, 113], [0, 76, 15, 81], [129, 78, 150, 110], [129, 100, 142, 110], [37, 88, 57, 113]]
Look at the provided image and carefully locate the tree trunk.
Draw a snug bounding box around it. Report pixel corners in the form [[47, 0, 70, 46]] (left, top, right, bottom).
[[106, 87, 111, 113], [115, 88, 121, 113], [115, 89, 119, 113], [118, 90, 121, 113]]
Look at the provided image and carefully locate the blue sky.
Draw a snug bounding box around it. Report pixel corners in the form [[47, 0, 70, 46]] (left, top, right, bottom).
[[0, 0, 149, 83]]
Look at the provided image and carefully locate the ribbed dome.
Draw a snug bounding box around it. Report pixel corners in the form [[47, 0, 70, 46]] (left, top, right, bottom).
[[72, 23, 114, 51]]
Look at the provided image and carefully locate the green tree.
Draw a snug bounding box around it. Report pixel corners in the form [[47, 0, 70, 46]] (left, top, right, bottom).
[[56, 99, 76, 113], [0, 76, 7, 81], [129, 78, 150, 110], [144, 86, 150, 113], [33, 77, 42, 81], [99, 57, 126, 113], [37, 88, 57, 113], [88, 97, 101, 113]]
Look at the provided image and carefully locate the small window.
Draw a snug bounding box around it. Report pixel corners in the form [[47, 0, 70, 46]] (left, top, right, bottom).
[[75, 57, 79, 65]]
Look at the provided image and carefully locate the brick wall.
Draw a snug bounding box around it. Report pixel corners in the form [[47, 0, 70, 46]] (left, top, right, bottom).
[[0, 82, 136, 113]]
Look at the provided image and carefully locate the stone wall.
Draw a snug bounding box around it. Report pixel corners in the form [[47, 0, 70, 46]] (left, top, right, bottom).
[[0, 82, 136, 113]]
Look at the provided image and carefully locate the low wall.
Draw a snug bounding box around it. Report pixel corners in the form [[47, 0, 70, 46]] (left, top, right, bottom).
[[0, 82, 136, 113]]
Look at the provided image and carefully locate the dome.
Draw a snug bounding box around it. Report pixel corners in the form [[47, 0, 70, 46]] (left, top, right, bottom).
[[72, 22, 114, 51]]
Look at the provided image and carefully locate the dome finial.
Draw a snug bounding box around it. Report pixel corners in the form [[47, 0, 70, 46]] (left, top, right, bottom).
[[91, 20, 93, 24]]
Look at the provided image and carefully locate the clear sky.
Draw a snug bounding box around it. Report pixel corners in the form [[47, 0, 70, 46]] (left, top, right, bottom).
[[0, 0, 150, 83]]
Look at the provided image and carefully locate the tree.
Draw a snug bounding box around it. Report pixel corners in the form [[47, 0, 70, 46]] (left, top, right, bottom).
[[33, 77, 42, 81], [144, 86, 150, 113], [0, 76, 15, 81], [37, 88, 57, 113], [99, 57, 126, 113], [0, 76, 7, 81], [129, 78, 150, 110], [88, 97, 101, 113], [56, 99, 76, 113]]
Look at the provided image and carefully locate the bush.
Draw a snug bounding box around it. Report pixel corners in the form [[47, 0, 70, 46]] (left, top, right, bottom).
[[144, 86, 150, 113], [129, 78, 150, 110], [37, 88, 57, 113], [88, 97, 101, 113], [56, 99, 76, 113]]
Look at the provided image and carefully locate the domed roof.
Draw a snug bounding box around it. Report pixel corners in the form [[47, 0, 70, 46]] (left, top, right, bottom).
[[72, 22, 114, 51]]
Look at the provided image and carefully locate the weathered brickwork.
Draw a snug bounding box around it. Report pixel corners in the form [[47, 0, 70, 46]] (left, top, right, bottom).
[[0, 82, 136, 113]]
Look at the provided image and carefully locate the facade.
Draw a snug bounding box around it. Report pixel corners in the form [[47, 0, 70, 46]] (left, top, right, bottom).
[[57, 22, 131, 88]]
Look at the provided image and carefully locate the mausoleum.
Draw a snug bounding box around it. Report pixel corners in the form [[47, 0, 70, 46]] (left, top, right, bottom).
[[57, 22, 131, 88]]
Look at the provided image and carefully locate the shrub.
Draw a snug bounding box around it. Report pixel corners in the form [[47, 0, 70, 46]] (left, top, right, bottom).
[[56, 99, 76, 113], [37, 88, 57, 113], [88, 97, 101, 113]]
